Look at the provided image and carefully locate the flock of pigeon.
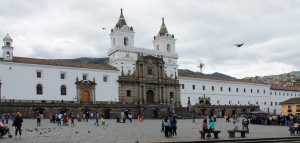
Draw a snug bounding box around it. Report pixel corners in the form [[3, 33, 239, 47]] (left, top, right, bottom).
[[24, 127, 93, 135]]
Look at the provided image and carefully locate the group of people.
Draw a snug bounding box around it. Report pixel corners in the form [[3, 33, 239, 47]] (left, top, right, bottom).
[[201, 117, 215, 138], [1, 113, 15, 124], [161, 116, 177, 138], [93, 112, 105, 126]]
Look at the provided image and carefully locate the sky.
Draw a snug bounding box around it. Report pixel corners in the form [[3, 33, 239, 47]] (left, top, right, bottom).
[[1, 0, 300, 79]]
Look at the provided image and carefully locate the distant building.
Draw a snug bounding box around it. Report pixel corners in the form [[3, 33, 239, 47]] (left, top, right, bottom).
[[280, 97, 300, 115]]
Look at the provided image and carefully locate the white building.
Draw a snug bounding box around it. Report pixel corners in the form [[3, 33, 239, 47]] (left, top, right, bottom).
[[0, 34, 119, 103], [1, 9, 300, 115]]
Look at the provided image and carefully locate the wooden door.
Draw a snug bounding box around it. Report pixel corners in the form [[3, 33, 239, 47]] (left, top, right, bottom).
[[81, 91, 90, 103], [146, 90, 154, 103]]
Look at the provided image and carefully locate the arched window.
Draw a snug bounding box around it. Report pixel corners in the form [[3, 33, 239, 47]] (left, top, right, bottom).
[[61, 85, 66, 95], [167, 44, 171, 52], [36, 84, 43, 95], [156, 45, 159, 50], [124, 37, 128, 46]]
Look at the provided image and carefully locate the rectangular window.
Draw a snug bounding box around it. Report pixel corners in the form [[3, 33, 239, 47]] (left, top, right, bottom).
[[220, 87, 223, 91], [37, 71, 42, 78], [257, 89, 259, 93], [244, 88, 246, 93], [182, 84, 185, 89], [147, 68, 153, 76], [279, 92, 281, 95], [270, 92, 272, 95], [202, 85, 205, 90], [60, 73, 65, 79], [236, 88, 239, 92], [83, 74, 87, 80], [275, 102, 277, 106], [103, 75, 108, 82], [270, 102, 273, 106], [297, 105, 300, 112], [264, 102, 266, 105], [6, 42, 10, 46], [263, 90, 266, 94], [212, 86, 214, 91], [288, 106, 292, 112], [251, 89, 253, 93], [126, 90, 131, 97], [283, 93, 285, 96], [229, 87, 231, 92], [192, 85, 195, 90]]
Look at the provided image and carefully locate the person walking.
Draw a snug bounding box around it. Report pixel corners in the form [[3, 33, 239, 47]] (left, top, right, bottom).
[[192, 114, 196, 123], [57, 113, 62, 126], [94, 112, 99, 126], [70, 113, 75, 127], [12, 112, 23, 138]]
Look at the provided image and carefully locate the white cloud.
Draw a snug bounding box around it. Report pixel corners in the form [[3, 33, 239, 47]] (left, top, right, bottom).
[[1, 0, 300, 78]]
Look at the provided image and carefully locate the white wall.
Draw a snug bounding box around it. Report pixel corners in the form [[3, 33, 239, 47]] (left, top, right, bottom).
[[179, 77, 271, 112], [270, 89, 300, 115], [0, 61, 119, 102]]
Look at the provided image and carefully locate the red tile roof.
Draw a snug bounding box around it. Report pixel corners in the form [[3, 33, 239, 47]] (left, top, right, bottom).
[[178, 73, 267, 84], [1, 57, 118, 71]]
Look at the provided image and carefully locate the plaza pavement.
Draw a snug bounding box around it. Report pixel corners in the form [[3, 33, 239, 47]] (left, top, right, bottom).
[[0, 118, 294, 143]]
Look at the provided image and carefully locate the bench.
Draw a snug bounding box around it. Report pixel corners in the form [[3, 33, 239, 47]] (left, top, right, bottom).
[[199, 131, 221, 139], [227, 130, 247, 138]]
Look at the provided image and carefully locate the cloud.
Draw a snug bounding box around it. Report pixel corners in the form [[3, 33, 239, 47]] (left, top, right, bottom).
[[1, 0, 300, 78]]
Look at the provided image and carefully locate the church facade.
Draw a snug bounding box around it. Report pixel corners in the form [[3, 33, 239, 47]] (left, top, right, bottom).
[[1, 9, 300, 116]]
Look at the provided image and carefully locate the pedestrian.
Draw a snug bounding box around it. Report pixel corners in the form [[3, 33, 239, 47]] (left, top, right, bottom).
[[101, 116, 105, 126], [171, 117, 177, 137], [164, 117, 171, 138], [192, 114, 196, 123], [94, 112, 99, 126], [57, 113, 62, 126], [161, 119, 165, 132], [12, 112, 23, 138], [207, 120, 215, 138], [70, 113, 75, 127], [128, 113, 133, 123]]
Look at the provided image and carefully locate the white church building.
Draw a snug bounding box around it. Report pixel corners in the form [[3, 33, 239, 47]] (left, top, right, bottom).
[[1, 9, 300, 115]]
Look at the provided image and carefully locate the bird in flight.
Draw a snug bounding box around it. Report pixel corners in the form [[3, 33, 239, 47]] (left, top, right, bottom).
[[234, 43, 244, 47]]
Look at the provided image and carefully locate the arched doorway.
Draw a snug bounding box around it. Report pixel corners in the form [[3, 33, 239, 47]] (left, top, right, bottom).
[[146, 90, 154, 103], [81, 91, 90, 103]]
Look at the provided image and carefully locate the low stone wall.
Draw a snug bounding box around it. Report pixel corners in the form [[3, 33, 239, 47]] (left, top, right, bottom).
[[0, 102, 169, 119]]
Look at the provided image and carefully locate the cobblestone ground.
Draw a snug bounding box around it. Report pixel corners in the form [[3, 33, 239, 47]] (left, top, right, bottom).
[[0, 118, 293, 143]]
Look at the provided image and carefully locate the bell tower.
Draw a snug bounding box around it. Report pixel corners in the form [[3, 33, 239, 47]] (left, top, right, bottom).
[[2, 34, 14, 61], [153, 18, 176, 54], [152, 18, 178, 78], [110, 8, 135, 49]]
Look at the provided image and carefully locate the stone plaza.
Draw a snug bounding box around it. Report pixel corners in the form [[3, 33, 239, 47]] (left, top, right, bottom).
[[0, 117, 295, 143]]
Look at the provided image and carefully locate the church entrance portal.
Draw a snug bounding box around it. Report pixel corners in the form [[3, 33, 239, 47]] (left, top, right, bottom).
[[146, 90, 154, 103], [81, 91, 90, 103]]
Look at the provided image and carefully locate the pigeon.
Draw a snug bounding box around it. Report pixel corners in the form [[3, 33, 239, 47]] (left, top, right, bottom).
[[88, 131, 91, 133], [102, 28, 106, 30], [75, 131, 78, 134], [234, 43, 244, 47]]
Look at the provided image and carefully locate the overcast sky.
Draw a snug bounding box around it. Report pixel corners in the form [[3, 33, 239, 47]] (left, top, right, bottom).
[[1, 0, 300, 78]]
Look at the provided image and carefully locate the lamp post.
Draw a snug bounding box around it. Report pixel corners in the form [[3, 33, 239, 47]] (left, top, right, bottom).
[[0, 79, 2, 103]]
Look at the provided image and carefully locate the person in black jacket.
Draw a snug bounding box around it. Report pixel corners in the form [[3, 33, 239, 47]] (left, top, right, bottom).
[[12, 112, 23, 138]]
